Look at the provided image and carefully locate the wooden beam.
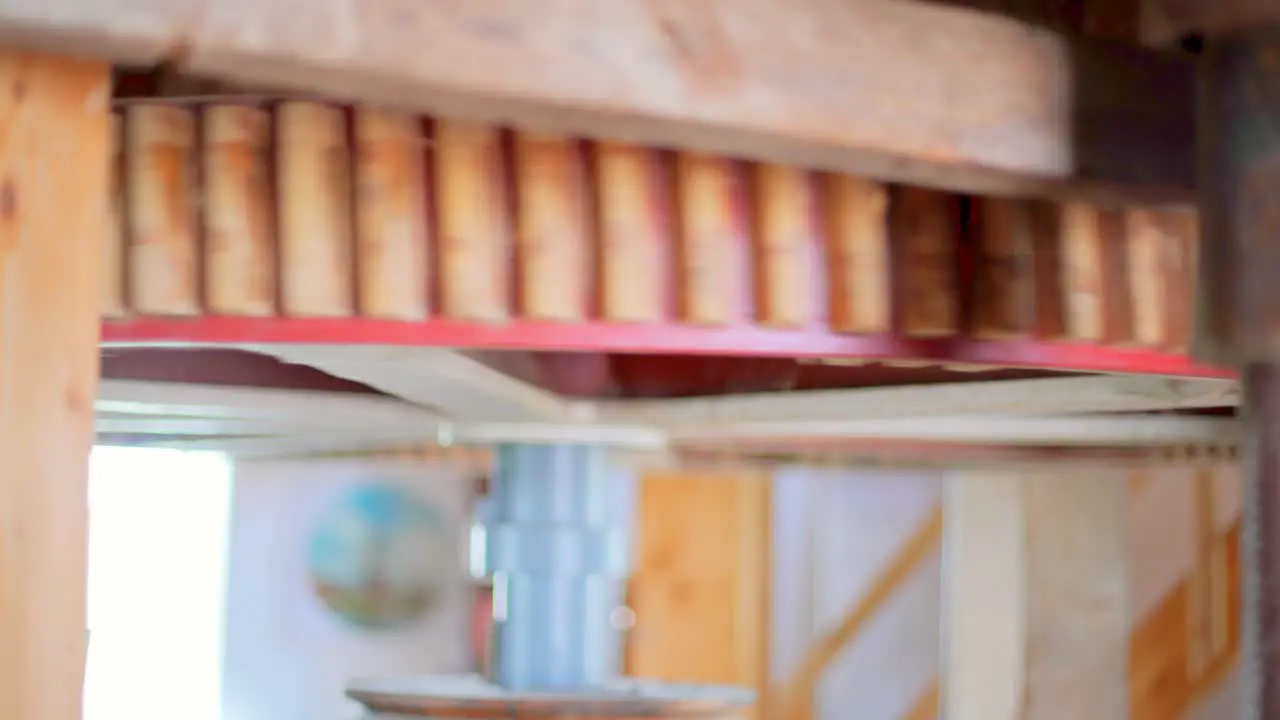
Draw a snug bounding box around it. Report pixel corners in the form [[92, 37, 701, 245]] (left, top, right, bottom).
[[9, 0, 1193, 200], [0, 50, 111, 720], [905, 678, 941, 720], [671, 414, 1238, 446], [944, 469, 1129, 720], [249, 345, 577, 422], [1143, 0, 1280, 45], [603, 375, 1238, 427], [96, 378, 445, 424]]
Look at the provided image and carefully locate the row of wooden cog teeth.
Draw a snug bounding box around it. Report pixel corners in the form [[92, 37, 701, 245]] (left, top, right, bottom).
[[106, 99, 1198, 351]]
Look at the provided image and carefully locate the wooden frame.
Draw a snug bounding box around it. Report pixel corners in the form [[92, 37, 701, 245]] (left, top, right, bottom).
[[0, 49, 111, 720], [6, 0, 1193, 201], [99, 97, 1213, 377]]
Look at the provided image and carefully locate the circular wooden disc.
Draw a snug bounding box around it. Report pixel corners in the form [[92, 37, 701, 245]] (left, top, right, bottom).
[[348, 675, 752, 718]]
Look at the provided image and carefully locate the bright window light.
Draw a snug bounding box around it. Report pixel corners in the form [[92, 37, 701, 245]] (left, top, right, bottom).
[[84, 446, 233, 720]]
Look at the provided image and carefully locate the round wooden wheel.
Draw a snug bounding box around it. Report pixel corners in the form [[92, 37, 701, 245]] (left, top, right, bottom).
[[348, 675, 752, 718]]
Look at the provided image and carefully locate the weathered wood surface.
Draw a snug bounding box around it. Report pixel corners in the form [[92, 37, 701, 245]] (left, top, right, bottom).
[[126, 104, 199, 315], [0, 50, 111, 720], [1142, 0, 1280, 45], [3, 0, 1193, 201], [945, 469, 1130, 720], [205, 104, 275, 316], [103, 100, 1202, 354]]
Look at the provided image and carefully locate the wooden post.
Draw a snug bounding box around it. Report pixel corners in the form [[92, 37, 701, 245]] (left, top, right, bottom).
[[943, 469, 1129, 720], [0, 50, 111, 720]]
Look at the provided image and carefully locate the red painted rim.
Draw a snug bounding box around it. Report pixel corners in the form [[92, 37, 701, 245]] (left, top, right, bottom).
[[102, 317, 1233, 379]]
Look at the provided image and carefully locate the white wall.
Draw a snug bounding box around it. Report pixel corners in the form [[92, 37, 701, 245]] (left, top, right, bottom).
[[221, 458, 473, 720], [770, 466, 943, 720], [770, 462, 1242, 720]]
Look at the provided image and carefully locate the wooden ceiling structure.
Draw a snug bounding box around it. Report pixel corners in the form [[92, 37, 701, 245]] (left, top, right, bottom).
[[3, 0, 1280, 718]]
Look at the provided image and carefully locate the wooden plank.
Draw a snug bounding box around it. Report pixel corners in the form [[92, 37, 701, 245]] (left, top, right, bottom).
[[1129, 578, 1192, 720], [1084, 0, 1142, 40], [1162, 210, 1197, 352], [276, 102, 354, 317], [1126, 208, 1168, 347], [85, 0, 1194, 202], [944, 472, 1027, 720], [126, 104, 199, 315], [1029, 200, 1069, 338], [1142, 0, 1280, 45], [1057, 203, 1108, 342], [1187, 468, 1216, 675], [627, 471, 771, 720], [893, 187, 960, 337], [1207, 516, 1232, 659], [1125, 207, 1198, 350], [514, 132, 589, 321], [1021, 472, 1130, 719], [945, 469, 1128, 720], [434, 120, 510, 321], [1130, 517, 1242, 719], [204, 104, 275, 316], [972, 197, 1038, 338], [752, 163, 812, 328], [674, 152, 742, 326], [1098, 209, 1135, 344], [594, 142, 667, 322], [822, 174, 891, 334], [102, 112, 125, 317], [905, 678, 941, 720], [354, 107, 428, 320], [0, 50, 110, 720]]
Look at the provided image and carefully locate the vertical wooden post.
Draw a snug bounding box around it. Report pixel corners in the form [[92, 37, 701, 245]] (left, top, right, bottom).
[[943, 469, 1129, 720], [0, 50, 110, 720]]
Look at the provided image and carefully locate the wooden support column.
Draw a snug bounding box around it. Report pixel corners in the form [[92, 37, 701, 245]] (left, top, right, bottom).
[[943, 469, 1128, 720], [0, 51, 111, 720]]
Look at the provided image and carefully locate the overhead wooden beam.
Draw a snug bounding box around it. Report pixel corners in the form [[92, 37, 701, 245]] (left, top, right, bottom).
[[96, 378, 445, 424], [944, 469, 1129, 720], [1142, 0, 1280, 45], [670, 414, 1239, 447], [602, 375, 1239, 427], [0, 50, 111, 720], [248, 345, 578, 422], [8, 0, 1193, 200], [100, 99, 1206, 364]]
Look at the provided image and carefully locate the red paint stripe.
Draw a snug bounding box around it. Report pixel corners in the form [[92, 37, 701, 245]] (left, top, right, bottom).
[[101, 317, 1234, 378]]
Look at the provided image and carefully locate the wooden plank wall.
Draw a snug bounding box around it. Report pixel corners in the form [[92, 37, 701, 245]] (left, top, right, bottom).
[[105, 101, 1199, 355], [1130, 467, 1242, 720], [622, 462, 1240, 720], [1129, 520, 1239, 719], [626, 470, 771, 720]]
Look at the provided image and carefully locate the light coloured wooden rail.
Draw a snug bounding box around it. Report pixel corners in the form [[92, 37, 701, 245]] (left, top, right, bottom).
[[1130, 517, 1240, 719], [903, 678, 940, 720], [772, 471, 1237, 720], [766, 504, 943, 720], [105, 100, 1199, 354]]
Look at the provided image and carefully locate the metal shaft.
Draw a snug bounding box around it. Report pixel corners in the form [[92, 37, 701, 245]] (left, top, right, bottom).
[[1199, 24, 1280, 719], [484, 443, 630, 691]]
